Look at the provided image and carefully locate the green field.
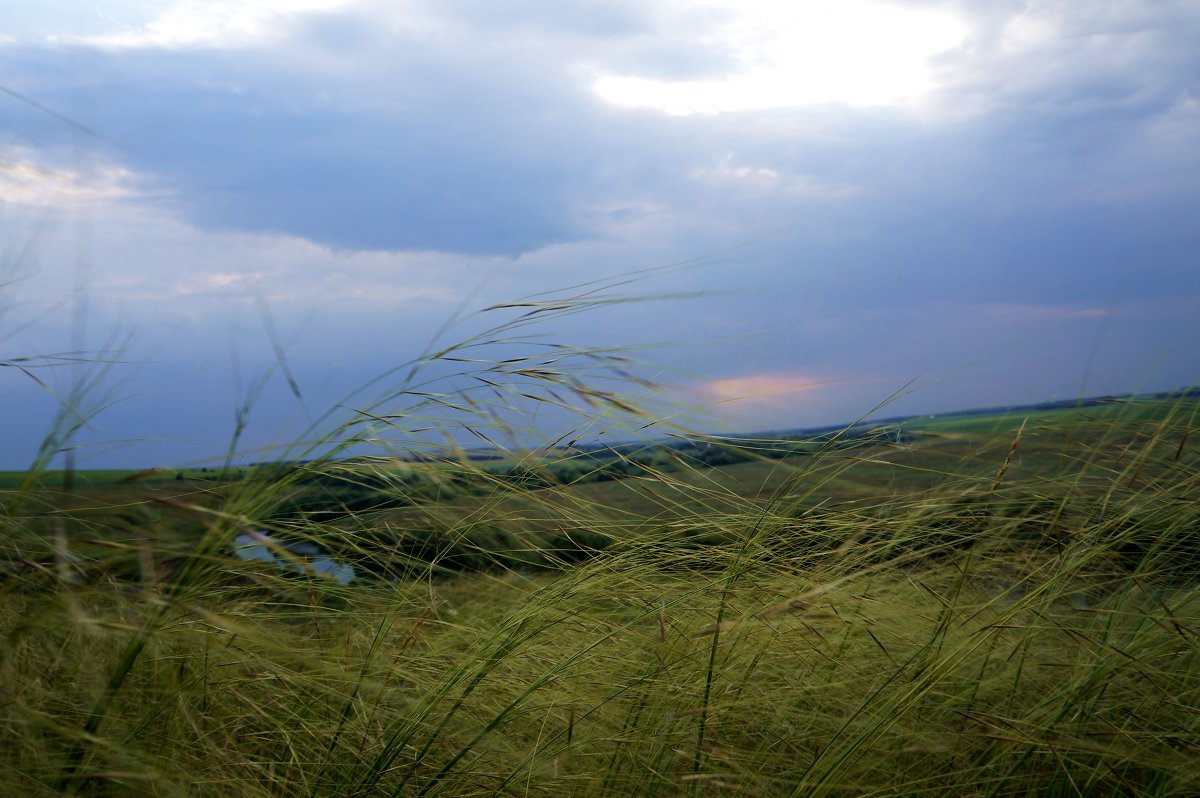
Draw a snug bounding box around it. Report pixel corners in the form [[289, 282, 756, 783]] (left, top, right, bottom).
[[2, 395, 1198, 796]]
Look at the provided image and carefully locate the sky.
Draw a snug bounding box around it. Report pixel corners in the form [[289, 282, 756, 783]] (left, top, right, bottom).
[[1, 0, 1198, 469]]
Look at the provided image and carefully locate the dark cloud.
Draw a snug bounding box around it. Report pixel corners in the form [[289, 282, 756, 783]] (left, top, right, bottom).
[[4, 0, 1194, 264], [6, 31, 612, 253]]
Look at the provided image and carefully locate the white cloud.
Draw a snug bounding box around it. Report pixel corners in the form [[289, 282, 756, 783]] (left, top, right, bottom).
[[0, 152, 138, 206], [1146, 92, 1200, 147], [980, 303, 1111, 322], [941, 0, 1199, 118], [593, 0, 967, 114], [83, 211, 466, 313], [693, 157, 781, 184], [50, 0, 355, 49], [690, 156, 861, 199]]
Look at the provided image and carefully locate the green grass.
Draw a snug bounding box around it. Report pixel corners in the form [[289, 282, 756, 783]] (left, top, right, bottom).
[[0, 470, 148, 490], [3, 395, 1197, 796], [2, 285, 1198, 796]]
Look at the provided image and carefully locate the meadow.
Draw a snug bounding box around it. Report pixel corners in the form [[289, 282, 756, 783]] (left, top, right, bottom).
[[1, 298, 1198, 796]]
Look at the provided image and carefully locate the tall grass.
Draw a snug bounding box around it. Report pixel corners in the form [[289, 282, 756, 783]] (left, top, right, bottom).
[[1, 288, 1198, 796]]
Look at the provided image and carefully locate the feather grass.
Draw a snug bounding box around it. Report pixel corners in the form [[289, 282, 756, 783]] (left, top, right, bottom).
[[2, 289, 1198, 796]]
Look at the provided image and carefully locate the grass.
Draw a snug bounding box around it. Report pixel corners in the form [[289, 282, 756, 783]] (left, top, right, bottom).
[[2, 288, 1198, 796]]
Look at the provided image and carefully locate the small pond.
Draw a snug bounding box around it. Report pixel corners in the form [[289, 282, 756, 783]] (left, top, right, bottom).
[[233, 531, 355, 585]]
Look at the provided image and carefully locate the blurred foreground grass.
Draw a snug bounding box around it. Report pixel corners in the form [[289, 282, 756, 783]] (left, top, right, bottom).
[[2, 393, 1197, 797]]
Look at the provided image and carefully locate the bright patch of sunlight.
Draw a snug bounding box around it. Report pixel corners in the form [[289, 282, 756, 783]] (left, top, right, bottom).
[[593, 0, 967, 114], [702, 372, 834, 404]]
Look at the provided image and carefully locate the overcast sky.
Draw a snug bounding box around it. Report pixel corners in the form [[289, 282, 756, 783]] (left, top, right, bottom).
[[1, 0, 1198, 469]]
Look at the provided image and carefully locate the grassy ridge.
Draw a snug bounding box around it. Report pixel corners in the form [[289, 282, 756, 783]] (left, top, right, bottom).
[[2, 392, 1198, 796]]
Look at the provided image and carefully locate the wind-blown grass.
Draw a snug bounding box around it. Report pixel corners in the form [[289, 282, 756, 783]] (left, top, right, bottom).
[[1, 289, 1197, 796]]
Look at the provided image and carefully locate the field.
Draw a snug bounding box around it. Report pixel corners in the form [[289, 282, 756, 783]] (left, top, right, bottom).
[[2, 394, 1199, 797]]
